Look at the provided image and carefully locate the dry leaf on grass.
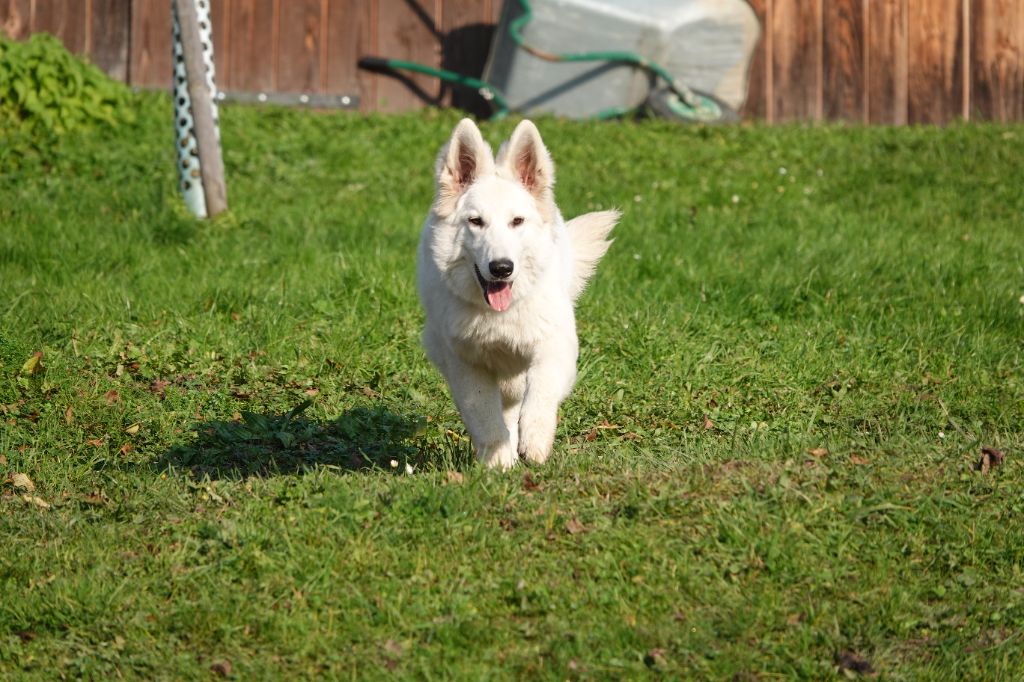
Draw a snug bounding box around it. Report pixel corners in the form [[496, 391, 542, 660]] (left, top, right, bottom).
[[565, 518, 588, 535], [21, 352, 43, 375], [444, 471, 464, 485], [807, 447, 829, 458], [11, 472, 35, 492], [124, 423, 141, 436], [0, 454, 7, 467], [104, 390, 120, 405], [81, 491, 108, 506], [703, 414, 714, 430], [850, 455, 869, 465], [977, 447, 1006, 475], [835, 650, 875, 675], [644, 648, 668, 669], [522, 472, 541, 491], [210, 660, 232, 677], [22, 495, 50, 509], [64, 406, 73, 425]]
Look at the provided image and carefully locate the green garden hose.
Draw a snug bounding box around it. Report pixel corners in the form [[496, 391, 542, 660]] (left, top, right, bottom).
[[357, 56, 512, 119]]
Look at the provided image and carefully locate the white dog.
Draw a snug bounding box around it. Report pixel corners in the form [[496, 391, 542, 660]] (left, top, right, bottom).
[[417, 118, 619, 469]]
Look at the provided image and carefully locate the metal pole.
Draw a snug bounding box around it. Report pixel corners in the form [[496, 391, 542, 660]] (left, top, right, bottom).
[[172, 0, 227, 217]]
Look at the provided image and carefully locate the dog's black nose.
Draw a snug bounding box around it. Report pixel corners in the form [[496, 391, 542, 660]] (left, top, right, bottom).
[[489, 259, 514, 279]]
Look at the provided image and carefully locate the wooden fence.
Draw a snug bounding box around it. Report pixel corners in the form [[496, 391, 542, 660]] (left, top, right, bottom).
[[2, 0, 1023, 123]]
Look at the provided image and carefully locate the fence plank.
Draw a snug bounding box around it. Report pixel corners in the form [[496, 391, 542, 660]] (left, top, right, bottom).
[[771, 0, 822, 121], [0, 0, 32, 40], [970, 0, 1024, 121], [375, 0, 441, 112], [823, 0, 864, 121], [278, 0, 322, 92], [90, 0, 130, 81], [907, 0, 964, 124], [440, 0, 494, 115], [740, 0, 768, 120], [326, 0, 376, 110], [865, 0, 908, 124], [32, 0, 88, 54], [225, 0, 276, 91], [130, 0, 173, 88]]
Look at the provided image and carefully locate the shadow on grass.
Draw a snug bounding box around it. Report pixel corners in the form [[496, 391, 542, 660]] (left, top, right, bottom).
[[157, 401, 446, 479]]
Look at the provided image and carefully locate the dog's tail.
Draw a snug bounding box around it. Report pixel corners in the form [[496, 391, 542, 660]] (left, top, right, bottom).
[[566, 209, 620, 301]]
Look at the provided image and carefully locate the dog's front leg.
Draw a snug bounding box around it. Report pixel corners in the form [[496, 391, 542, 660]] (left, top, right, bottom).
[[518, 349, 578, 465], [444, 359, 518, 470]]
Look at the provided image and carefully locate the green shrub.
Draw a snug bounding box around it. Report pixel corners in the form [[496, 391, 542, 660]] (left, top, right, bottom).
[[0, 32, 135, 136]]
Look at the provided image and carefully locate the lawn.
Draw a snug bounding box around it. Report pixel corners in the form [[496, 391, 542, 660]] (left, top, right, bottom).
[[2, 89, 1023, 679]]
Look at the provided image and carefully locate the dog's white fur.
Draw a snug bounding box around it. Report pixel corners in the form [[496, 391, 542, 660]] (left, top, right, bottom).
[[417, 118, 618, 469]]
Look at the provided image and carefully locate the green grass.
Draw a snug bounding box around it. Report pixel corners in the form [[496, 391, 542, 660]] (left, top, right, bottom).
[[2, 94, 1023, 679]]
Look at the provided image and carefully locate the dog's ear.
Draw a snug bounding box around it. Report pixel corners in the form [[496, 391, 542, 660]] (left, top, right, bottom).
[[496, 120, 555, 215], [435, 118, 494, 218]]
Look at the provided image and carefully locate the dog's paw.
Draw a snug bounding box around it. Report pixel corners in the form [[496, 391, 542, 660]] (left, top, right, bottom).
[[518, 412, 557, 464], [519, 443, 551, 464], [517, 427, 555, 465], [477, 441, 519, 471]]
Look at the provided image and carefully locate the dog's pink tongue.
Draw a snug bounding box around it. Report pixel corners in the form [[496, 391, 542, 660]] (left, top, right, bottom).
[[486, 282, 513, 312]]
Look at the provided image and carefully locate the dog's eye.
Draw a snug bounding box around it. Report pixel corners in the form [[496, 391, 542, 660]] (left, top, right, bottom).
[[468, 216, 484, 227], [511, 216, 524, 227]]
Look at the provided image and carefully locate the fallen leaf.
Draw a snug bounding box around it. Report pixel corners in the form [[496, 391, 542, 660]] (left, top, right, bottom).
[[565, 518, 588, 535], [807, 447, 829, 458], [124, 423, 141, 436], [383, 639, 404, 656], [703, 414, 714, 430], [522, 472, 541, 491], [64, 406, 73, 425], [850, 454, 869, 465], [977, 447, 1005, 475], [0, 454, 7, 466], [584, 428, 597, 442], [15, 630, 36, 642], [210, 660, 232, 677], [149, 379, 170, 396], [304, 388, 319, 396], [104, 390, 120, 405], [87, 438, 105, 448], [644, 648, 667, 669], [445, 471, 464, 485], [11, 472, 35, 492], [81, 491, 108, 506], [21, 352, 43, 376], [119, 443, 132, 456], [835, 650, 874, 675], [22, 495, 50, 509]]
